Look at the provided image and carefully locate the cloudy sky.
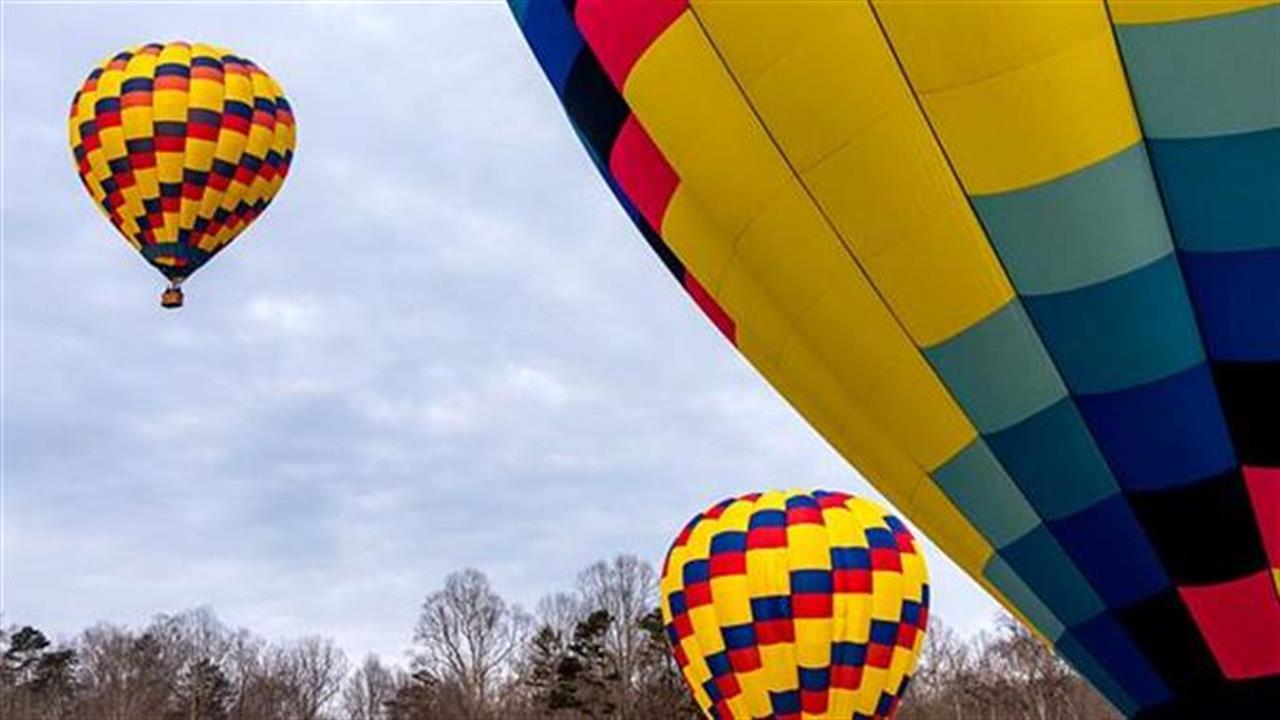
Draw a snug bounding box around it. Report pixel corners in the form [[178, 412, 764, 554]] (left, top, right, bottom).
[[1, 0, 999, 663]]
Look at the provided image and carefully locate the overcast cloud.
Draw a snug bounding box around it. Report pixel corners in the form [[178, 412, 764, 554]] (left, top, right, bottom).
[[1, 1, 999, 663]]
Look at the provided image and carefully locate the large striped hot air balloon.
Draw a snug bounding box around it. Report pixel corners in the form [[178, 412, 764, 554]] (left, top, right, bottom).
[[662, 490, 928, 719], [69, 42, 296, 308], [509, 1, 1280, 716]]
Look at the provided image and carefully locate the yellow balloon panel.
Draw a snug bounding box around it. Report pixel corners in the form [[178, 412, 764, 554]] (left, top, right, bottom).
[[874, 0, 1141, 193], [692, 0, 1015, 347], [626, 11, 978, 474], [872, 0, 1106, 92]]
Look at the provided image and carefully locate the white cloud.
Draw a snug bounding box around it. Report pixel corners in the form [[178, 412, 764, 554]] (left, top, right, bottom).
[[498, 364, 574, 406], [246, 295, 326, 337]]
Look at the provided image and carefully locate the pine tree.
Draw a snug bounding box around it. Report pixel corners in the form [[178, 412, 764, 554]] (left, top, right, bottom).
[[525, 625, 567, 711], [552, 610, 617, 718]]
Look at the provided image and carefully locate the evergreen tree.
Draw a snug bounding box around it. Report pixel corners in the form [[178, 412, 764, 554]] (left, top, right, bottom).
[[552, 610, 617, 718], [1, 626, 80, 720], [3, 626, 52, 682], [525, 625, 568, 710]]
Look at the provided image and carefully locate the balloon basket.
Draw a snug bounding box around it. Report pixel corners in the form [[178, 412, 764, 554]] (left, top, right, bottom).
[[160, 287, 184, 309]]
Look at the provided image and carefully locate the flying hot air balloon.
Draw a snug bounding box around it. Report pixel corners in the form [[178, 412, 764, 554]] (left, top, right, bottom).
[[661, 490, 928, 719], [510, 1, 1280, 716], [69, 42, 295, 308]]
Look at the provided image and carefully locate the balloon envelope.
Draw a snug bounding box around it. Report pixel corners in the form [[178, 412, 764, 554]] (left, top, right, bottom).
[[510, 1, 1280, 716], [69, 41, 295, 303], [661, 490, 928, 720]]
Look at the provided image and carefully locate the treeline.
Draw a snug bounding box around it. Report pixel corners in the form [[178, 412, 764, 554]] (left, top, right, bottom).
[[1, 609, 347, 720], [382, 556, 697, 719], [3, 554, 1114, 720], [1, 555, 694, 720]]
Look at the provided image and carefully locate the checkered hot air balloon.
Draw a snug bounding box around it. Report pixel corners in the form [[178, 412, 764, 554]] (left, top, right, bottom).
[[69, 42, 296, 308], [511, 1, 1280, 716], [661, 490, 929, 719]]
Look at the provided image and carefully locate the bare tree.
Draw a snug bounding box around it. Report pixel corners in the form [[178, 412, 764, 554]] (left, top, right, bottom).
[[411, 569, 529, 719], [267, 636, 348, 720], [536, 592, 584, 644], [76, 624, 172, 719], [342, 654, 397, 720], [221, 631, 280, 720], [150, 608, 233, 672], [576, 555, 656, 718]]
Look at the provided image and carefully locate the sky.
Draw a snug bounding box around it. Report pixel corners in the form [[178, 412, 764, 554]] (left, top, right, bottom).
[[1, 0, 1000, 664]]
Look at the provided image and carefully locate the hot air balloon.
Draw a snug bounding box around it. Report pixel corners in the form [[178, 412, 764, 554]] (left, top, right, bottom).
[[509, 1, 1280, 716], [661, 490, 928, 719], [69, 42, 296, 308]]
